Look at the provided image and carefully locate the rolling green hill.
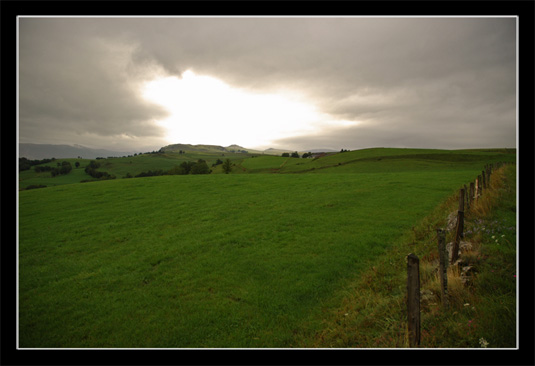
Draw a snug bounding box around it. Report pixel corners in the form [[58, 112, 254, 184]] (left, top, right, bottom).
[[19, 147, 516, 190], [159, 143, 264, 154], [18, 151, 250, 189], [232, 148, 516, 174]]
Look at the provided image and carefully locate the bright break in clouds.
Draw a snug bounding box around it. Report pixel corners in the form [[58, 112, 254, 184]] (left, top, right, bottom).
[[18, 16, 517, 152]]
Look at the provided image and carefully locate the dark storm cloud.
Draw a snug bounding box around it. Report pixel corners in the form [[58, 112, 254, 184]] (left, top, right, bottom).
[[18, 16, 516, 150], [275, 102, 516, 151], [18, 18, 170, 150]]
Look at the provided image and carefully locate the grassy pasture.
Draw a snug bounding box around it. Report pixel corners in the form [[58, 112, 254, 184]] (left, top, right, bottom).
[[18, 152, 252, 189], [233, 148, 516, 174], [93, 151, 249, 176], [18, 148, 515, 189], [17, 148, 516, 348], [18, 158, 91, 189]]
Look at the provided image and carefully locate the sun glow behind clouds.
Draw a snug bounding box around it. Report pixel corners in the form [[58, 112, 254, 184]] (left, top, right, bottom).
[[142, 70, 359, 148]]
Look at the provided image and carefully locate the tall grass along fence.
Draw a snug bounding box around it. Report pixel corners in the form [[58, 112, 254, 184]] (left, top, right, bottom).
[[406, 161, 511, 347]]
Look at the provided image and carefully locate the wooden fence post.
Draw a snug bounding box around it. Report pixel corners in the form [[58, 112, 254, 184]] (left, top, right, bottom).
[[469, 182, 475, 208], [476, 175, 483, 200], [481, 170, 486, 189], [451, 189, 465, 265], [464, 184, 469, 211], [437, 229, 449, 309], [407, 253, 420, 347], [458, 188, 465, 213], [451, 210, 464, 265]]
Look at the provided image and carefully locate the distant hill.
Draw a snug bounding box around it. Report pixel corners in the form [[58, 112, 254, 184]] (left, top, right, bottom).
[[262, 148, 294, 155], [160, 144, 330, 156], [19, 143, 137, 160], [226, 144, 251, 152], [19, 142, 338, 160], [160, 143, 264, 154], [160, 143, 225, 153]]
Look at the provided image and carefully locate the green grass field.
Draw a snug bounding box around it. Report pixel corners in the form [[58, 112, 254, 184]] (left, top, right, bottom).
[[17, 148, 516, 348], [18, 151, 251, 189]]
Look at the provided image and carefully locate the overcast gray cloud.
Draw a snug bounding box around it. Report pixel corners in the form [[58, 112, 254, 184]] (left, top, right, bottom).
[[18, 16, 516, 151], [19, 18, 170, 150]]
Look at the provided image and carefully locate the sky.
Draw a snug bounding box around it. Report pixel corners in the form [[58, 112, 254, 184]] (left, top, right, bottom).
[[18, 16, 517, 152]]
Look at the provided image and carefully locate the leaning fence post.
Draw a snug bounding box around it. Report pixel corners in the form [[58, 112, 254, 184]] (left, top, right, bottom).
[[476, 176, 481, 200], [451, 189, 465, 265], [407, 253, 420, 347], [437, 229, 449, 309], [469, 182, 475, 206], [464, 184, 469, 211], [458, 187, 465, 213], [451, 210, 464, 265]]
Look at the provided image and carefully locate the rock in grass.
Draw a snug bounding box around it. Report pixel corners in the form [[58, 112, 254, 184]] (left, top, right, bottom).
[[446, 241, 473, 263]]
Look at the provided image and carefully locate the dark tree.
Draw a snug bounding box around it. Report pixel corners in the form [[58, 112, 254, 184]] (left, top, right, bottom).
[[135, 170, 164, 178], [86, 160, 101, 170], [84, 160, 114, 180], [34, 166, 52, 173], [179, 161, 195, 174], [19, 158, 31, 171], [60, 161, 72, 174], [51, 161, 72, 176], [191, 160, 211, 175], [222, 159, 232, 174], [25, 184, 47, 190]]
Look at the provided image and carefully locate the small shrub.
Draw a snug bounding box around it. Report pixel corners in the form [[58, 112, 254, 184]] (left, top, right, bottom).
[[191, 160, 211, 175], [25, 184, 47, 190], [34, 166, 52, 173]]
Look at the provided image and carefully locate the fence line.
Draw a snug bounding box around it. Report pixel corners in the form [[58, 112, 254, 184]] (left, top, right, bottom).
[[405, 162, 511, 346]]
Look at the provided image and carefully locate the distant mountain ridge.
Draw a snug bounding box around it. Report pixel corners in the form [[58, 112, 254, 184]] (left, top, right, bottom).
[[160, 143, 229, 153], [160, 143, 264, 154], [161, 144, 337, 155], [19, 142, 340, 160], [19, 143, 137, 160]]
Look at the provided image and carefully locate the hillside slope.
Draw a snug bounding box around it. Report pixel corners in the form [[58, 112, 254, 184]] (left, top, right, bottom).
[[18, 148, 517, 190]]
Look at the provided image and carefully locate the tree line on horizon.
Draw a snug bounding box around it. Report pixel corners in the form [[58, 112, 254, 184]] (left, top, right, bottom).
[[19, 156, 234, 185], [126, 158, 228, 178], [280, 150, 350, 158], [19, 157, 74, 177], [282, 151, 309, 158]]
